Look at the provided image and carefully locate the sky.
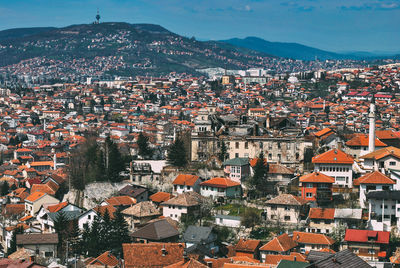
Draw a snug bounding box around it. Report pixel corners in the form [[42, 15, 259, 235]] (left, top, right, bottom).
[[0, 0, 399, 53]]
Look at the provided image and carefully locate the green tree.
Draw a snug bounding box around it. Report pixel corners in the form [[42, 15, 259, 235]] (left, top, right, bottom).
[[54, 211, 69, 259], [87, 216, 102, 257], [241, 209, 261, 229], [167, 138, 187, 167], [218, 141, 228, 162], [8, 226, 24, 255], [137, 132, 153, 159], [105, 137, 125, 182], [1, 182, 9, 196], [248, 151, 269, 197], [109, 208, 131, 255], [69, 221, 82, 256]]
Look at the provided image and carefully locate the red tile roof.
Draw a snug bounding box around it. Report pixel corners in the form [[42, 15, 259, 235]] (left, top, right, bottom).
[[346, 134, 387, 147], [259, 233, 297, 252], [299, 172, 335, 183], [105, 196, 136, 206], [308, 208, 335, 220], [123, 243, 185, 268], [235, 239, 261, 253], [312, 149, 354, 164], [173, 174, 200, 186], [352, 171, 395, 186], [292, 231, 335, 245], [150, 192, 172, 203], [25, 191, 46, 202], [264, 252, 306, 265], [361, 146, 400, 160], [89, 251, 119, 267], [344, 229, 389, 244], [200, 177, 240, 188]]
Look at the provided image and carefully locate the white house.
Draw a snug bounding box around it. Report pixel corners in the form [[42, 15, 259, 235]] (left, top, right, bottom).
[[366, 190, 400, 232], [172, 174, 201, 195], [361, 146, 400, 172], [78, 209, 98, 230], [160, 192, 203, 221], [199, 177, 241, 200], [353, 171, 395, 209], [312, 149, 354, 188]]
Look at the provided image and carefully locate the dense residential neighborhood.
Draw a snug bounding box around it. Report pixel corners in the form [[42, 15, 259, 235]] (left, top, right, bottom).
[[0, 58, 399, 268]]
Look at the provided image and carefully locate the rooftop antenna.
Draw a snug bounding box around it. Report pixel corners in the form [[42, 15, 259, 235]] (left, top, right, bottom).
[[95, 8, 101, 24]]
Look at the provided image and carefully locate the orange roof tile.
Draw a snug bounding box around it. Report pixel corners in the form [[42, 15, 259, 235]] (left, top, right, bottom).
[[353, 171, 395, 186], [200, 177, 241, 188], [173, 174, 200, 186], [299, 172, 335, 183], [312, 149, 354, 164], [292, 231, 335, 245], [264, 252, 306, 265], [150, 192, 172, 203], [346, 134, 387, 147], [25, 191, 46, 202], [308, 208, 335, 220], [89, 251, 119, 266], [259, 233, 297, 252], [361, 146, 400, 160]]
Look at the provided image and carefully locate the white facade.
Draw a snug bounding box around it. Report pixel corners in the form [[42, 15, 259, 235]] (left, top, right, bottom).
[[200, 185, 241, 200], [162, 205, 188, 221], [214, 215, 241, 228], [314, 163, 353, 187], [78, 210, 97, 230], [359, 184, 393, 209]]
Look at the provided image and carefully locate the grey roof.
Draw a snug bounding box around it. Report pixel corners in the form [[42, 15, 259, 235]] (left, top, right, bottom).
[[333, 209, 362, 220], [48, 210, 82, 222], [223, 157, 249, 166], [310, 249, 371, 268], [17, 233, 58, 245], [366, 190, 400, 201], [131, 219, 179, 241], [183, 225, 215, 244], [276, 260, 310, 268], [214, 214, 241, 221], [306, 250, 334, 263]]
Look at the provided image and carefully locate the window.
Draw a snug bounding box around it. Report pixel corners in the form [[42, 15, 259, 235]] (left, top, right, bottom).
[[88, 215, 91, 220], [235, 153, 239, 158], [284, 206, 290, 211], [245, 142, 248, 149], [306, 183, 313, 188], [235, 142, 239, 149], [368, 249, 375, 255], [306, 193, 313, 198], [45, 251, 53, 257], [284, 216, 290, 221], [352, 248, 359, 254], [390, 161, 396, 166], [271, 205, 277, 210], [268, 153, 272, 160]]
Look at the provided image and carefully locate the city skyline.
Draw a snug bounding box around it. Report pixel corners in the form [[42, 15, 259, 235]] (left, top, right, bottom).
[[0, 0, 399, 53]]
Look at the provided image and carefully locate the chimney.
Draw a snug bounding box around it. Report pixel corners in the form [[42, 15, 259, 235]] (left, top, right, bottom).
[[161, 245, 167, 256]]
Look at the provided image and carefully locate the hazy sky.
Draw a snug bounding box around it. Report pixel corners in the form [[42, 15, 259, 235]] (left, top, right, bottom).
[[0, 0, 399, 52]]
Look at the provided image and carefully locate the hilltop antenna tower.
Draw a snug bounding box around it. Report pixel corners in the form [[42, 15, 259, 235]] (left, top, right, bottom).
[[95, 9, 101, 24]]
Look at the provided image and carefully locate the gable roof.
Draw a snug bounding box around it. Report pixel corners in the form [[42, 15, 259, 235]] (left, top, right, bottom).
[[264, 252, 306, 266], [173, 174, 200, 186], [131, 219, 179, 241], [121, 201, 161, 218], [309, 208, 335, 220], [88, 251, 119, 267], [105, 195, 136, 206], [352, 171, 395, 186], [200, 177, 241, 188], [300, 172, 335, 183], [150, 192, 172, 203], [293, 231, 335, 245], [310, 249, 371, 268], [266, 194, 308, 206], [161, 192, 203, 207], [344, 229, 389, 244], [25, 191, 47, 203], [223, 158, 249, 166], [123, 243, 185, 268], [235, 239, 261, 253], [259, 233, 297, 252], [165, 258, 208, 268], [312, 149, 354, 164], [360, 146, 400, 160], [346, 134, 386, 147], [16, 233, 58, 245], [183, 226, 214, 243]]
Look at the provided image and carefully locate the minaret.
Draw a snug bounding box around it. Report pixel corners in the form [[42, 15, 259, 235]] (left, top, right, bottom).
[[368, 96, 376, 153], [95, 9, 101, 24]]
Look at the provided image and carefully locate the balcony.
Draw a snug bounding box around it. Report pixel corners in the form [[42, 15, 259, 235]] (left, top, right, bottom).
[[316, 188, 332, 203]]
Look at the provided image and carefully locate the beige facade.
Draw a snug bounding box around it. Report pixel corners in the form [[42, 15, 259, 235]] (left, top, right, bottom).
[[265, 204, 302, 225]]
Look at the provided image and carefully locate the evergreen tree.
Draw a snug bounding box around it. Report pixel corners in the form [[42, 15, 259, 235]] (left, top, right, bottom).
[[69, 221, 82, 255], [218, 141, 228, 162], [98, 209, 112, 252], [8, 226, 24, 255], [81, 223, 92, 256], [1, 182, 9, 196], [137, 132, 153, 159], [248, 151, 269, 197], [87, 216, 102, 257], [167, 138, 187, 167], [110, 208, 131, 255], [105, 137, 125, 182], [54, 211, 68, 259]]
